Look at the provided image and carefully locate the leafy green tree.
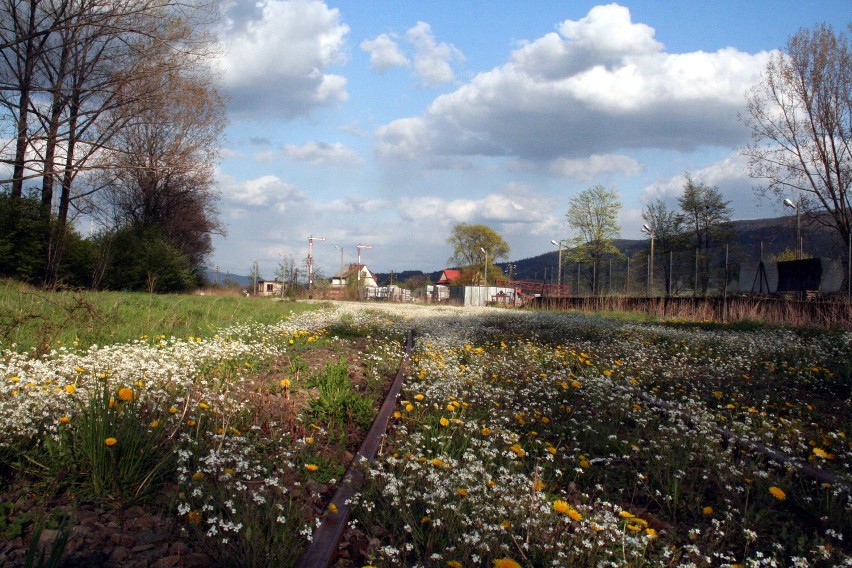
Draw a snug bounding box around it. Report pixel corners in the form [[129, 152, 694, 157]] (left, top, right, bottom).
[[565, 185, 622, 294], [0, 191, 49, 282], [678, 174, 734, 294], [447, 223, 510, 284], [97, 226, 197, 293]]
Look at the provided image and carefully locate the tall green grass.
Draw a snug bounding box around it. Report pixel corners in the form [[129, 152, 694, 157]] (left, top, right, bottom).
[[0, 279, 319, 353]]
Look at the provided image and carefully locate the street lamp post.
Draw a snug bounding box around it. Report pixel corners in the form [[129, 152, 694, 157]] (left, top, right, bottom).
[[641, 224, 655, 297], [480, 247, 488, 288], [307, 235, 325, 297], [784, 198, 801, 259], [551, 239, 563, 288], [356, 244, 372, 299]]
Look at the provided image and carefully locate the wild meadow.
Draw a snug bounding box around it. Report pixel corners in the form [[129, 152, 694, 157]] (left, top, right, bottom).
[[0, 292, 849, 567]]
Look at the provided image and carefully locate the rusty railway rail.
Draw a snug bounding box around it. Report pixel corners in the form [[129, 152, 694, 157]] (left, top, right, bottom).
[[298, 330, 413, 568]]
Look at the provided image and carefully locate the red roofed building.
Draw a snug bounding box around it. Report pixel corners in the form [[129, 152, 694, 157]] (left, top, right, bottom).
[[436, 269, 462, 286]]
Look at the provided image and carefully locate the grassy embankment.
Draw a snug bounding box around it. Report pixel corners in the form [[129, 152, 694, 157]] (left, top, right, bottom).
[[0, 279, 318, 353]]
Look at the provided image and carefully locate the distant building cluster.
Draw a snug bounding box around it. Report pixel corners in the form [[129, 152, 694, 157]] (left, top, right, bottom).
[[253, 263, 522, 306]]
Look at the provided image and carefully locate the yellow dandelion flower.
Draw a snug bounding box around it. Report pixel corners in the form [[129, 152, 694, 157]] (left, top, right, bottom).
[[553, 500, 571, 514], [645, 527, 657, 538], [280, 379, 291, 388], [198, 402, 209, 410], [457, 488, 468, 496], [192, 472, 204, 480], [415, 394, 424, 401], [481, 427, 491, 436], [421, 516, 431, 523], [702, 506, 714, 516], [169, 406, 178, 414], [305, 437, 315, 445], [619, 510, 635, 519], [533, 480, 544, 492], [149, 419, 159, 428], [510, 444, 525, 457], [186, 510, 202, 524], [59, 416, 71, 424], [568, 509, 583, 521], [493, 559, 522, 568], [405, 404, 414, 412], [104, 437, 117, 446], [812, 447, 829, 459], [327, 503, 338, 514], [186, 419, 196, 427], [546, 446, 557, 455], [117, 387, 134, 401], [447, 562, 462, 568], [769, 486, 786, 501], [431, 458, 444, 467], [64, 384, 76, 395], [393, 411, 402, 418], [439, 417, 450, 427], [305, 463, 319, 472]]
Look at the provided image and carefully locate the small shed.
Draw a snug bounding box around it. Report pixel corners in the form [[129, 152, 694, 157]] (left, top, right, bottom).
[[256, 279, 284, 297]]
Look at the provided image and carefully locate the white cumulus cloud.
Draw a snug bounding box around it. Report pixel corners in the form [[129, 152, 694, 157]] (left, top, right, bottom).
[[216, 0, 349, 119], [547, 154, 644, 179], [253, 141, 361, 165], [406, 21, 464, 86], [221, 172, 308, 208], [361, 33, 410, 70], [376, 3, 772, 165]]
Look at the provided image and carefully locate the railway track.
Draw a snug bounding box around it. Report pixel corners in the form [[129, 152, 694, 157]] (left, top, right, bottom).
[[298, 330, 412, 568]]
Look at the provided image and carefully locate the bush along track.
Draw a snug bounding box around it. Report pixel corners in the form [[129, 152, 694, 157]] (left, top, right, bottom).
[[0, 302, 849, 567]]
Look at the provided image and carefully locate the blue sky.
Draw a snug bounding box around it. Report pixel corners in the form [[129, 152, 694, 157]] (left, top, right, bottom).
[[209, 0, 849, 280]]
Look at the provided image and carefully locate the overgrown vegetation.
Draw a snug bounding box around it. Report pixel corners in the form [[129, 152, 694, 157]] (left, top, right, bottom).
[[1, 299, 848, 566]]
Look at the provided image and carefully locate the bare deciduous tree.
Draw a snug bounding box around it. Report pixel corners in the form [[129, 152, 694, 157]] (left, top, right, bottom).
[[92, 69, 226, 271], [741, 24, 851, 250]]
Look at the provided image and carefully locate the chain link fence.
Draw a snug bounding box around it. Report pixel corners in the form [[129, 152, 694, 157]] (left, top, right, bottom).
[[555, 239, 850, 299]]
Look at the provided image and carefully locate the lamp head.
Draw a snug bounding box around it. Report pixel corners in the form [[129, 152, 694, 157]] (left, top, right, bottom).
[[784, 198, 795, 208], [551, 239, 558, 246]]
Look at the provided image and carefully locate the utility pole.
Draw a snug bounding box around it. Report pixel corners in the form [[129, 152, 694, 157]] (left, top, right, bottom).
[[307, 236, 325, 297]]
